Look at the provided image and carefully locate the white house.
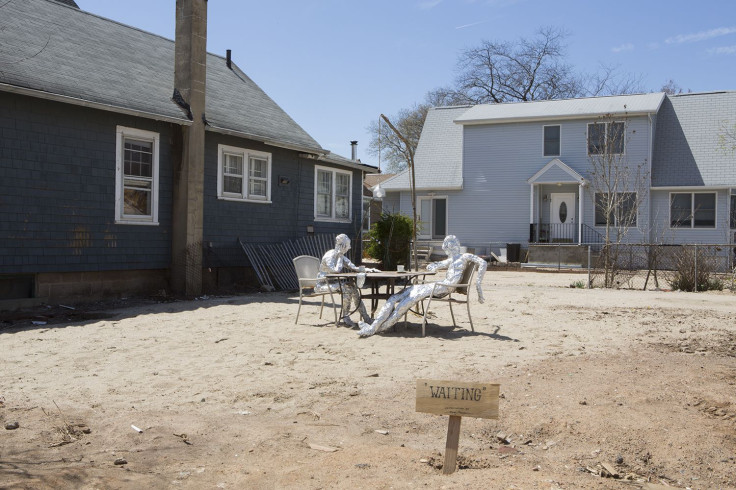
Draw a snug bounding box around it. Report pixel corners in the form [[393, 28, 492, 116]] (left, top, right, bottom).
[[379, 91, 736, 261]]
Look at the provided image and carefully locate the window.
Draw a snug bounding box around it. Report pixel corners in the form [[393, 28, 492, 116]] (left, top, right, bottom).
[[217, 145, 271, 202], [594, 192, 637, 227], [588, 121, 625, 155], [543, 125, 560, 156], [730, 189, 736, 229], [115, 126, 160, 225], [362, 197, 372, 233], [315, 166, 352, 221], [670, 192, 716, 228]]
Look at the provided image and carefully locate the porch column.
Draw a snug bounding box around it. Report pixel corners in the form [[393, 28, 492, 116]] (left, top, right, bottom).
[[529, 184, 535, 243], [529, 184, 534, 223], [578, 182, 584, 245]]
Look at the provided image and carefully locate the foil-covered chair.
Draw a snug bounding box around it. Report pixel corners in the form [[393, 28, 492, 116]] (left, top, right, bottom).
[[420, 261, 479, 337], [293, 255, 338, 325]]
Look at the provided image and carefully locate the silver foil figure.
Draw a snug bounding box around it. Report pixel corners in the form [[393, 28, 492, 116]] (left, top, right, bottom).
[[315, 234, 373, 327], [358, 235, 487, 337]]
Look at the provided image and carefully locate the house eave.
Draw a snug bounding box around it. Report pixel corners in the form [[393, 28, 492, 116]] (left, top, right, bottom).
[[0, 82, 192, 126], [650, 185, 733, 191], [456, 111, 657, 126]]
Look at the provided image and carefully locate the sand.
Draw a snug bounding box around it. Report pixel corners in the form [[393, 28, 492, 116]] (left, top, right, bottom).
[[1, 270, 735, 489]]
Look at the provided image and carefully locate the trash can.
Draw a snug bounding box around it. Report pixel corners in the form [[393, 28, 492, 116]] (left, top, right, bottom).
[[506, 243, 521, 263]]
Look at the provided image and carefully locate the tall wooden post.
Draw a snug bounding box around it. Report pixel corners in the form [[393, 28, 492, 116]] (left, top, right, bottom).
[[172, 0, 207, 296]]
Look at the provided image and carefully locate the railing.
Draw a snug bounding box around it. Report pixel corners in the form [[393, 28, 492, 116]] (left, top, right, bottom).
[[529, 223, 578, 244], [581, 224, 605, 251]]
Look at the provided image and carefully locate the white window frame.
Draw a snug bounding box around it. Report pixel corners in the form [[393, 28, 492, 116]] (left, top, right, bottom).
[[362, 196, 372, 233], [669, 191, 717, 229], [417, 195, 449, 240], [217, 144, 272, 203], [314, 165, 352, 222], [587, 121, 625, 156], [115, 126, 160, 225], [543, 124, 561, 157]]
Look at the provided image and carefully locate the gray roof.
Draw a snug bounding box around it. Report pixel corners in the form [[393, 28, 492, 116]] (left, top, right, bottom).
[[381, 106, 471, 191], [652, 91, 736, 187], [455, 93, 665, 125], [0, 0, 326, 154]]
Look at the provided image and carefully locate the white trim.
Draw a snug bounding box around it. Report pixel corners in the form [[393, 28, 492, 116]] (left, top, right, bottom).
[[527, 158, 586, 185], [542, 124, 561, 157], [314, 165, 353, 222], [668, 191, 717, 230], [216, 144, 272, 203], [651, 185, 730, 191], [115, 126, 160, 225]]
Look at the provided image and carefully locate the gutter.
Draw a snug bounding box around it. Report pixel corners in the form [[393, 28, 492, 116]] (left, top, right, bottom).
[[455, 110, 658, 126], [0, 83, 191, 126]]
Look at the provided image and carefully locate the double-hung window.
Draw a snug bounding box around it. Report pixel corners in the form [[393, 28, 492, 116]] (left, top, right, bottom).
[[315, 166, 351, 221], [115, 126, 160, 225], [587, 121, 625, 155], [670, 192, 716, 228], [594, 192, 637, 227], [217, 145, 271, 202], [543, 125, 560, 156]]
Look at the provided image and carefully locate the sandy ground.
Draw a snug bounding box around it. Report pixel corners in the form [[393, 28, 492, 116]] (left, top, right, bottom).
[[1, 269, 735, 490]]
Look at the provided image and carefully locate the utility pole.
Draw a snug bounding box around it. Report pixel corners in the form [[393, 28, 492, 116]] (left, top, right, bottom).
[[379, 114, 418, 271]]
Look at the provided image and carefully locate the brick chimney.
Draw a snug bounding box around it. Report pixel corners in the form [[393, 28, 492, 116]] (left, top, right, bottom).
[[171, 0, 207, 296]]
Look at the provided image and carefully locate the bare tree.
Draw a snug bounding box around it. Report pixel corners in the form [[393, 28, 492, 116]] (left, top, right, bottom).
[[586, 111, 649, 288], [719, 120, 736, 153], [451, 27, 584, 104], [660, 79, 691, 95], [367, 103, 428, 173]]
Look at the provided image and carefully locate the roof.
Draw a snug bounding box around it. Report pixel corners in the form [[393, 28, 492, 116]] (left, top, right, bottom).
[[652, 91, 736, 187], [381, 106, 471, 191], [0, 0, 325, 154], [455, 93, 665, 125], [364, 173, 395, 189]]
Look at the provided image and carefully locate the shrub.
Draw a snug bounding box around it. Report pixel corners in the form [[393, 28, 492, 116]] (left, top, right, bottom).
[[364, 212, 414, 270], [667, 245, 723, 292]]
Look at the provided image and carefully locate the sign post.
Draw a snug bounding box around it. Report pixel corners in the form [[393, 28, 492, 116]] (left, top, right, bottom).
[[416, 379, 500, 475]]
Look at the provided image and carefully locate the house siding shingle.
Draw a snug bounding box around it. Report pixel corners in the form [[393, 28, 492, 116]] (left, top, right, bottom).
[[0, 92, 173, 274]]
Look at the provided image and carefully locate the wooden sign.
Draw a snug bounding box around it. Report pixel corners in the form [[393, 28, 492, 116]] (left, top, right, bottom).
[[416, 379, 499, 419], [416, 379, 500, 475]]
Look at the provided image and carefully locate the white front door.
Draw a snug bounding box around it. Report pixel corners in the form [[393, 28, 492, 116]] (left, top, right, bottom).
[[549, 193, 576, 241]]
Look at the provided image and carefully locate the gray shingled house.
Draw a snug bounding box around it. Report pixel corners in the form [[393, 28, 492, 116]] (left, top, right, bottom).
[[380, 92, 736, 262], [0, 0, 374, 305]]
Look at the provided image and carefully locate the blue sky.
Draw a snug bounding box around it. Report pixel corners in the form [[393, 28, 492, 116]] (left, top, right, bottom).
[[81, 0, 736, 168]]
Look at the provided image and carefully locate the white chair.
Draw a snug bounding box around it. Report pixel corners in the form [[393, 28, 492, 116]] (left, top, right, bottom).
[[293, 255, 338, 325], [420, 262, 478, 337]]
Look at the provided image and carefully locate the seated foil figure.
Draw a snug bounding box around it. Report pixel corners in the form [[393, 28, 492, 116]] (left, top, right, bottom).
[[315, 234, 376, 328], [358, 235, 487, 337]]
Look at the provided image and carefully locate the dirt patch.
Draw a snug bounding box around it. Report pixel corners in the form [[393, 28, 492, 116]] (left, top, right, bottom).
[[1, 271, 735, 489]]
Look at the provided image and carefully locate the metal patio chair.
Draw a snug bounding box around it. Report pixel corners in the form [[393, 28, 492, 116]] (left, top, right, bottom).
[[420, 262, 479, 337], [293, 255, 338, 325]]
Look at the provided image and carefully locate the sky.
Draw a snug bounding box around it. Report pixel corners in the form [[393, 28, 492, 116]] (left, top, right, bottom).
[[80, 0, 736, 168]]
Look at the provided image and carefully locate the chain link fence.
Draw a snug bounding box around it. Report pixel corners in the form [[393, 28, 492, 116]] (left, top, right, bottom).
[[538, 243, 736, 291]]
